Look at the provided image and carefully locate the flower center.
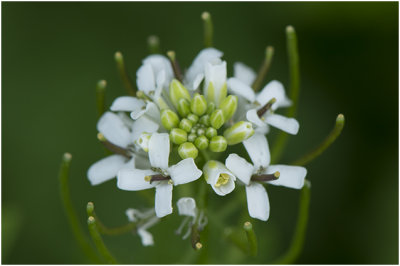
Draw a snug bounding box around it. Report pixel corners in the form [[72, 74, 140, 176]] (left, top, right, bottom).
[[215, 173, 230, 187]]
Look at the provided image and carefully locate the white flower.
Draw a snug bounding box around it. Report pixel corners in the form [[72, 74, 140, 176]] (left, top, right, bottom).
[[185, 48, 223, 91], [117, 133, 202, 217], [203, 160, 236, 196], [126, 208, 159, 246], [87, 111, 151, 186], [227, 63, 299, 135], [175, 197, 208, 240], [225, 133, 307, 221]]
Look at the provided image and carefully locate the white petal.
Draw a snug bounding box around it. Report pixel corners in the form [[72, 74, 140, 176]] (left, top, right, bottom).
[[204, 161, 236, 196], [87, 155, 129, 185], [265, 165, 307, 189], [177, 197, 197, 218], [265, 114, 299, 135], [243, 133, 270, 169], [136, 63, 155, 94], [227, 78, 256, 102], [225, 154, 254, 185], [149, 133, 170, 169], [131, 102, 161, 124], [117, 168, 156, 191], [137, 229, 154, 246], [143, 55, 173, 82], [256, 80, 291, 110], [204, 60, 227, 106], [185, 48, 223, 86], [131, 116, 159, 142], [234, 62, 257, 86], [97, 112, 131, 148], [246, 109, 266, 128], [192, 73, 204, 91], [246, 182, 270, 221], [110, 96, 145, 112], [168, 158, 202, 186], [155, 182, 173, 217]]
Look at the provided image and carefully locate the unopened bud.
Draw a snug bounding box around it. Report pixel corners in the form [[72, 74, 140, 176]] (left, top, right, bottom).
[[177, 98, 191, 117], [170, 128, 187, 145], [190, 93, 207, 116], [169, 79, 191, 109], [161, 109, 180, 130], [210, 109, 225, 129], [187, 113, 199, 124], [199, 114, 210, 126], [179, 118, 193, 132], [194, 135, 209, 150], [178, 142, 198, 159], [219, 95, 238, 121], [205, 127, 217, 139], [223, 121, 254, 145], [188, 133, 197, 142], [207, 102, 216, 115], [209, 136, 227, 152]]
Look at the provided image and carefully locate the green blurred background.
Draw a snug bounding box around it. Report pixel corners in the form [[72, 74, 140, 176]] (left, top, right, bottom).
[[2, 2, 398, 264]]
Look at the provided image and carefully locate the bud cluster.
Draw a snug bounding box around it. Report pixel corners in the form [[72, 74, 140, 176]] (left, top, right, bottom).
[[161, 78, 254, 160]]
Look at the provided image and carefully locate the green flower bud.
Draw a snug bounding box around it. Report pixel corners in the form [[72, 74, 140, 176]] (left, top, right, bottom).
[[207, 102, 216, 115], [194, 135, 209, 150], [178, 142, 198, 159], [219, 95, 238, 121], [188, 133, 197, 142], [206, 82, 228, 107], [199, 115, 210, 126], [170, 128, 187, 145], [206, 127, 217, 139], [169, 79, 191, 109], [197, 128, 205, 136], [177, 98, 191, 117], [223, 121, 255, 145], [209, 136, 227, 152], [190, 93, 207, 116], [210, 109, 225, 129], [187, 113, 199, 124], [161, 109, 180, 130], [179, 118, 192, 132]]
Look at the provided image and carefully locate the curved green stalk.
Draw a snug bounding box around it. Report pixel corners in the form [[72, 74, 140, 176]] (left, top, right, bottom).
[[96, 80, 106, 119], [243, 221, 258, 256], [293, 114, 345, 166], [87, 216, 118, 264], [202, 12, 213, 48], [271, 26, 300, 163], [58, 153, 101, 263], [87, 202, 137, 236], [147, 35, 160, 54], [252, 46, 274, 92], [114, 51, 136, 96], [271, 180, 311, 264]]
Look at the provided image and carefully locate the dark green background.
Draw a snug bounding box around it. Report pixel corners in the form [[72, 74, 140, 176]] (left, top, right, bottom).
[[2, 2, 398, 264]]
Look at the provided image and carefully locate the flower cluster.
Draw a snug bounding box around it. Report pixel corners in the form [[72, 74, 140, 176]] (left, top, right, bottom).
[[87, 46, 307, 245]]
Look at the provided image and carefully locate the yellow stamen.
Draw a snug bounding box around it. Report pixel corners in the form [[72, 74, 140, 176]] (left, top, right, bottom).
[[215, 173, 230, 187], [144, 175, 152, 182]]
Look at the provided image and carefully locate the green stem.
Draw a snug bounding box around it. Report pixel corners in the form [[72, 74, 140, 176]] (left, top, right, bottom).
[[252, 46, 274, 92], [87, 216, 118, 264], [96, 80, 106, 119], [271, 26, 300, 163], [271, 180, 311, 264], [114, 51, 136, 96], [147, 35, 160, 54], [293, 114, 345, 166], [58, 153, 101, 263], [243, 221, 258, 256], [87, 202, 137, 236], [201, 12, 213, 48]]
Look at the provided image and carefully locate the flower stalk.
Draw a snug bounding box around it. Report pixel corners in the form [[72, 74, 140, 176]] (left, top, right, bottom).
[[201, 12, 213, 48], [243, 221, 258, 257], [252, 46, 274, 92], [293, 114, 345, 166], [96, 80, 106, 118], [114, 51, 136, 96]]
